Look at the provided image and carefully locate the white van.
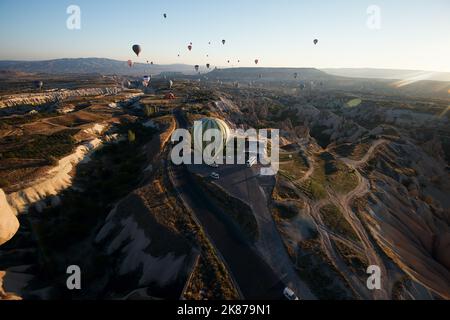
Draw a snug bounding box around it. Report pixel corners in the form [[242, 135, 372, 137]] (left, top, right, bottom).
[[246, 156, 257, 168], [207, 162, 219, 168], [210, 172, 220, 180], [283, 287, 299, 300]]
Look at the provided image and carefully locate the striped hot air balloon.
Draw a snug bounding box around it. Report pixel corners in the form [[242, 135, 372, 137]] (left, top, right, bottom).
[[192, 118, 231, 161]]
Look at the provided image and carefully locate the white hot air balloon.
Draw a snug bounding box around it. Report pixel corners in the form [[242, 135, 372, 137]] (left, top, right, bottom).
[[192, 118, 231, 162]]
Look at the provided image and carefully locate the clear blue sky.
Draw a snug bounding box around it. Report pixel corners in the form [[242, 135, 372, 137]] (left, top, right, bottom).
[[0, 0, 449, 71]]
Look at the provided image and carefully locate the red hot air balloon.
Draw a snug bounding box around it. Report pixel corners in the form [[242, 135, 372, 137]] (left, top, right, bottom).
[[132, 44, 141, 56]]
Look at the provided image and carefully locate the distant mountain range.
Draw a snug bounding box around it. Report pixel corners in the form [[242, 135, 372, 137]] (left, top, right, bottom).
[[206, 67, 331, 81], [0, 59, 449, 83], [0, 58, 196, 76], [322, 68, 450, 82]]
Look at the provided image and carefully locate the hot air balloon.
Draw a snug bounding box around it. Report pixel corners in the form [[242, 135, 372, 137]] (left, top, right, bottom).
[[178, 54, 180, 57], [206, 63, 210, 69], [132, 44, 141, 56], [127, 60, 133, 68], [195, 65, 199, 72], [208, 41, 211, 45], [294, 73, 298, 79], [254, 59, 259, 65], [238, 60, 240, 63], [227, 60, 230, 64], [151, 61, 154, 65], [34, 80, 43, 90], [313, 39, 319, 45], [222, 40, 226, 45], [192, 118, 231, 161], [163, 13, 167, 18], [188, 45, 193, 51]]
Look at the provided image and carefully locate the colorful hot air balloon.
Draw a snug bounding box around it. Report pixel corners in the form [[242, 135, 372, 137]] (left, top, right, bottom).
[[127, 60, 133, 68], [132, 44, 141, 56], [192, 118, 231, 160], [314, 39, 319, 45]]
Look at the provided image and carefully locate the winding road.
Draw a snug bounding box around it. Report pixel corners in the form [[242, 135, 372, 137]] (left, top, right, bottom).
[[307, 138, 390, 299]]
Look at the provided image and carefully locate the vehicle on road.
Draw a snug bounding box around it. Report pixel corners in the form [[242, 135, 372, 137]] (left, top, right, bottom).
[[208, 162, 219, 168], [246, 156, 257, 168], [283, 287, 299, 300], [210, 172, 220, 180]]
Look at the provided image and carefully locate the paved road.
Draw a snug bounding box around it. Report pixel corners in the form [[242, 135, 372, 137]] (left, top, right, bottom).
[[188, 162, 316, 300], [170, 162, 285, 299], [172, 109, 316, 300], [170, 109, 286, 299]]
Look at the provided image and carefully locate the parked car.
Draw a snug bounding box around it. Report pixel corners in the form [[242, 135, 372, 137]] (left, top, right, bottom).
[[283, 287, 299, 300], [246, 156, 257, 168], [210, 172, 220, 180], [208, 162, 219, 168]]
